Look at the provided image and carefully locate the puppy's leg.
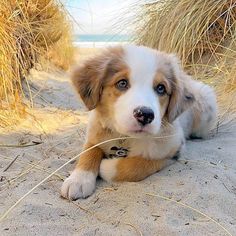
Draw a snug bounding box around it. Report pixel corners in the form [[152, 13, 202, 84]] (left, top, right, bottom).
[[99, 157, 171, 182], [191, 82, 217, 138], [61, 143, 104, 200]]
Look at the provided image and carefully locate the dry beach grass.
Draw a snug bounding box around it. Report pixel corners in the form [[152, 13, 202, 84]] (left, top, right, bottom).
[[0, 0, 73, 127]]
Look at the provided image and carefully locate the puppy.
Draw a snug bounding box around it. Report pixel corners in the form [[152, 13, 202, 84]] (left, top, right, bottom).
[[61, 45, 217, 200]]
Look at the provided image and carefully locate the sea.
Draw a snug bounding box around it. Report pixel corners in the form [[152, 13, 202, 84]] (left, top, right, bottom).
[[73, 34, 131, 47]]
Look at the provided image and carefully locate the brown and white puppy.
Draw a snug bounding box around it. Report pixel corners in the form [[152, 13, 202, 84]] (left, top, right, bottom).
[[61, 45, 217, 200]]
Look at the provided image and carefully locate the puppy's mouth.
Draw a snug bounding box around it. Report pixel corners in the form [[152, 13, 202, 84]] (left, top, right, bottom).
[[127, 126, 153, 136], [114, 120, 160, 137], [133, 129, 148, 133]]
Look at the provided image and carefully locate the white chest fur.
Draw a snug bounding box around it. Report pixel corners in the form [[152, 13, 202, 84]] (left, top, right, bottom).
[[99, 120, 184, 160]]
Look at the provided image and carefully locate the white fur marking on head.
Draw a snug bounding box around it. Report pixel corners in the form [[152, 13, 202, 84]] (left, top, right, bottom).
[[124, 45, 159, 79], [113, 45, 163, 136]]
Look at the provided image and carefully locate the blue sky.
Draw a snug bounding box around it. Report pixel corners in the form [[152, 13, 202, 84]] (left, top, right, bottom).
[[62, 0, 139, 34]]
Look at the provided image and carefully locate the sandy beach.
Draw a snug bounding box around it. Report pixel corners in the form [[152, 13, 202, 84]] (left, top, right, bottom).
[[0, 48, 236, 236]]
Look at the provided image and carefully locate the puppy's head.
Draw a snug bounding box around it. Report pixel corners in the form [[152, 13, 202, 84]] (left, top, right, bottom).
[[72, 45, 195, 136]]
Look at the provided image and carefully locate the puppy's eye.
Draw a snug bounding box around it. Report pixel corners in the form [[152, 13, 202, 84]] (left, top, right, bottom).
[[155, 84, 166, 95], [116, 79, 129, 91]]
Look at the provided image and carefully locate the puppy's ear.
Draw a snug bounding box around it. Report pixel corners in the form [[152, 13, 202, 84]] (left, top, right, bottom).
[[71, 54, 109, 110], [166, 55, 195, 123]]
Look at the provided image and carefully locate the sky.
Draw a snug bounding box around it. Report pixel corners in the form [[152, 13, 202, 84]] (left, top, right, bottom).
[[62, 0, 140, 35]]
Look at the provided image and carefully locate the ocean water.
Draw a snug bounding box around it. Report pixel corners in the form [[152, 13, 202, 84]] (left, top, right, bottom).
[[73, 34, 131, 47]]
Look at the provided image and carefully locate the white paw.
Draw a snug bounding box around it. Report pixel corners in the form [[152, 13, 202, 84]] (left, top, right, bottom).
[[61, 170, 96, 200]]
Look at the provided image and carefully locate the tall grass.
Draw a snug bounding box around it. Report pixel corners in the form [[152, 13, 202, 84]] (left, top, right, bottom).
[[0, 0, 73, 127], [135, 0, 236, 121]]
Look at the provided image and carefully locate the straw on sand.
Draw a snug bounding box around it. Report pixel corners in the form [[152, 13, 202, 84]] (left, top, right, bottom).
[[0, 0, 73, 126], [1, 135, 233, 235], [134, 0, 236, 122]]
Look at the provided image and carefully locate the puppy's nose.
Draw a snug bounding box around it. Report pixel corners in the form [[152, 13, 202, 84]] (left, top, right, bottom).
[[133, 106, 154, 126]]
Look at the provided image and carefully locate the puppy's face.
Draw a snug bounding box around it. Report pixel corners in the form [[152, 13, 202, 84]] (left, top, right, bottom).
[[72, 45, 194, 136]]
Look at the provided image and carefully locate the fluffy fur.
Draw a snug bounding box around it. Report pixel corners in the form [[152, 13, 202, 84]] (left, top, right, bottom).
[[61, 45, 217, 200]]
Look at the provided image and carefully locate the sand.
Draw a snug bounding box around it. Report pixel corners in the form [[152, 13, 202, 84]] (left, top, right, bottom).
[[0, 49, 236, 236]]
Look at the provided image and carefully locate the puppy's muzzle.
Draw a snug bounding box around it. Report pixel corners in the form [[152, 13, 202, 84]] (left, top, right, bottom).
[[133, 106, 154, 126]]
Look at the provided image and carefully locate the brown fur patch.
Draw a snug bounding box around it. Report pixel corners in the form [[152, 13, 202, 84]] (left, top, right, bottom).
[[191, 104, 202, 131], [76, 142, 104, 174], [158, 54, 195, 122], [87, 120, 115, 144], [153, 71, 171, 118], [71, 47, 125, 110], [96, 68, 130, 119], [114, 157, 167, 182]]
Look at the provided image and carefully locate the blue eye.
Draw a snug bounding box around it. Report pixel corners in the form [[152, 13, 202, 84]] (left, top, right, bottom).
[[116, 79, 129, 91], [155, 84, 166, 95]]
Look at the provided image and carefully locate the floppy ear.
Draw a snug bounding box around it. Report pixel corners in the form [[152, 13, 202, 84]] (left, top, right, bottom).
[[166, 55, 195, 123], [71, 54, 109, 110]]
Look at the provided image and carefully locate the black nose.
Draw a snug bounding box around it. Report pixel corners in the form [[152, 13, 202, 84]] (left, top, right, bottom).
[[133, 106, 154, 126]]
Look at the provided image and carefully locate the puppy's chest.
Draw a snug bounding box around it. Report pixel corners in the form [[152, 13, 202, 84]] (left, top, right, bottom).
[[99, 135, 183, 160], [99, 138, 168, 159]]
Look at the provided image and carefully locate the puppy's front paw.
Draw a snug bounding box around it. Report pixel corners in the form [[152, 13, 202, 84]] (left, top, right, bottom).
[[61, 170, 96, 200]]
